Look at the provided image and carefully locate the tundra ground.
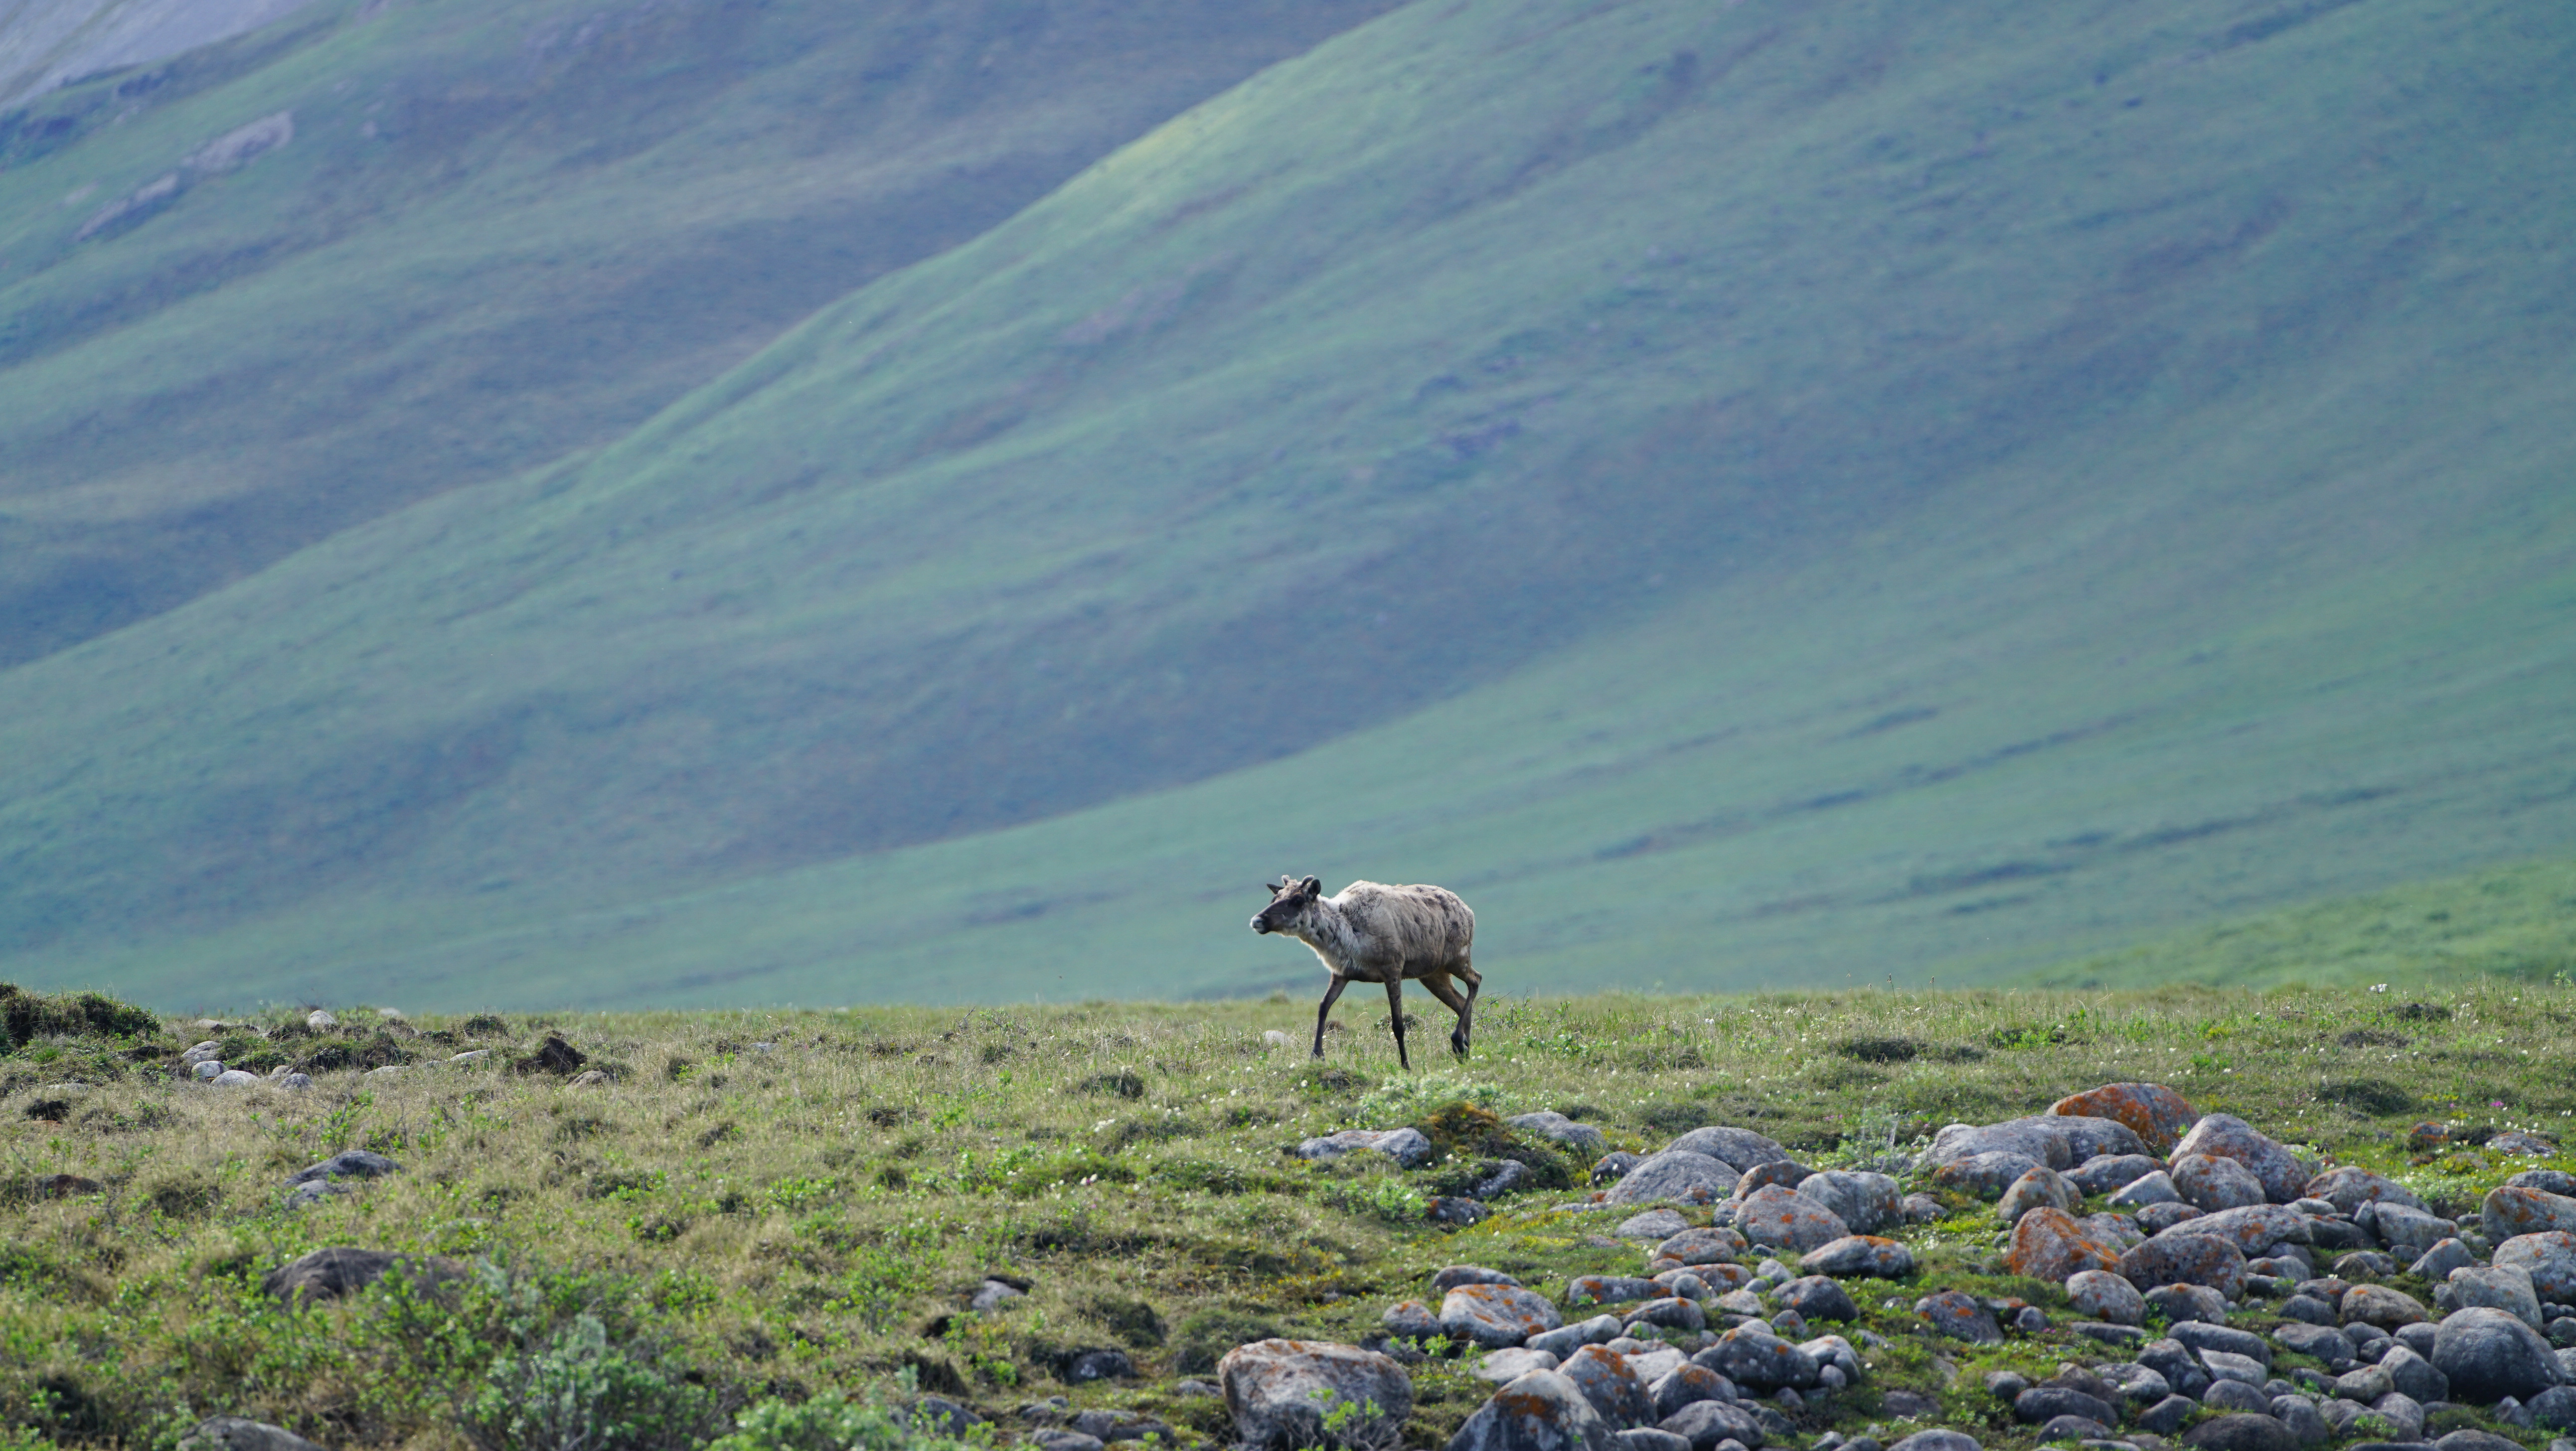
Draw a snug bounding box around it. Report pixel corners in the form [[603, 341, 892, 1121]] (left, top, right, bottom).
[[3, 983, 2573, 1451]]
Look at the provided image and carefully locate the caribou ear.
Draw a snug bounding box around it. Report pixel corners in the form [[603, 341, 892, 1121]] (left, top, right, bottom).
[[1264, 881, 1282, 894], [1302, 876, 1321, 895]]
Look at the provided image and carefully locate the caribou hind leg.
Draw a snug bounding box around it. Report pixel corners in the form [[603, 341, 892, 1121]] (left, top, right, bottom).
[[1421, 972, 1475, 1058], [1311, 975, 1349, 1058]]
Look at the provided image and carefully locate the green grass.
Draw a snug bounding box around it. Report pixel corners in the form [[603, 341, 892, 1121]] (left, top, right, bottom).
[[2, 0, 2574, 1006], [4, 982, 2573, 1450]]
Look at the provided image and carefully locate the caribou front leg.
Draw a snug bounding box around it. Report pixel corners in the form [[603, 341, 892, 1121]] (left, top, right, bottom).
[[1312, 975, 1350, 1058]]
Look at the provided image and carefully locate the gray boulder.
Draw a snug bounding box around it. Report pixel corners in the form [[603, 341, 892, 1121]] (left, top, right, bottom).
[[2171, 1204, 2311, 1255], [1435, 1266, 1524, 1293], [2365, 1199, 2456, 1252], [1664, 1127, 1789, 1173], [1701, 1327, 1819, 1390], [2524, 1385, 2576, 1432], [1512, 1113, 1611, 1160], [2170, 1115, 2313, 1204], [2381, 1345, 2448, 1403], [1443, 1285, 1565, 1348], [2174, 1154, 2270, 1212], [1607, 1153, 1742, 1207], [262, 1247, 460, 1303], [2111, 1171, 2183, 1208], [2450, 1265, 2547, 1329], [1530, 1315, 1626, 1359], [1776, 1277, 1857, 1323], [2182, 1414, 2303, 1451], [287, 1151, 402, 1185], [2072, 1155, 2165, 1194], [1796, 1171, 1901, 1234], [2497, 1231, 2576, 1305], [176, 1420, 331, 1451], [1449, 1370, 1614, 1451], [2171, 1320, 2273, 1368], [1221, 1339, 1414, 1451], [2432, 1307, 2568, 1404], [1655, 1400, 1765, 1451], [1885, 1435, 1977, 1451], [1996, 1166, 2082, 1224], [1647, 1365, 1734, 1421], [1617, 1210, 1693, 1240], [283, 1180, 354, 1210], [2411, 1239, 2477, 1282], [1733, 1187, 1848, 1253], [1479, 1350, 1565, 1385], [1614, 1432, 1691, 1451], [1560, 1345, 1657, 1429], [2305, 1168, 2428, 1216], [1295, 1129, 1435, 1169]]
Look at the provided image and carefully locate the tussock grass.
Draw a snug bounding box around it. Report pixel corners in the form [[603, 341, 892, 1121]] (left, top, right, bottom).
[[3, 983, 2574, 1449]]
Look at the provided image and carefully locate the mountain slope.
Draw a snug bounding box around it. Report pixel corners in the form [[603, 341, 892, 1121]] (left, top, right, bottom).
[[4, 0, 2573, 1004], [0, 0, 1403, 664]]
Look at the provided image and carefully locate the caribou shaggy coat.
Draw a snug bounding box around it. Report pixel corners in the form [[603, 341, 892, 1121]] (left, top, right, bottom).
[[1251, 875, 1478, 1069]]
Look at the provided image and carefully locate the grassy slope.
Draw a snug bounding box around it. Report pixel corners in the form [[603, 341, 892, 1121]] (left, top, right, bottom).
[[4, 0, 2575, 1007], [2, 985, 2572, 1448], [0, 0, 1402, 662]]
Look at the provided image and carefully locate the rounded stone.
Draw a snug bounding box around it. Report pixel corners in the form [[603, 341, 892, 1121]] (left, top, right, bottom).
[[1657, 1229, 1749, 1267], [2495, 1232, 2576, 1306], [1734, 1186, 1849, 1254], [1796, 1171, 1901, 1235], [1700, 1327, 1819, 1391], [1561, 1344, 1657, 1429], [1997, 1166, 2083, 1224], [1663, 1127, 1791, 1174], [1798, 1235, 1914, 1279], [2175, 1154, 2271, 1212], [1444, 1284, 1567, 1348], [2069, 1270, 2146, 1326], [1447, 1369, 1611, 1451], [1915, 1290, 2002, 1345], [2182, 1413, 2305, 1451], [2305, 1168, 2428, 1217], [1512, 1113, 1611, 1160], [1886, 1434, 1978, 1451], [1655, 1399, 1764, 1451], [1222, 1340, 1415, 1451], [2012, 1208, 2124, 1283], [2170, 1115, 2313, 1204], [1608, 1152, 1744, 1207], [2111, 1171, 2184, 1208], [1776, 1277, 1857, 1323], [2341, 1285, 2430, 1331], [2483, 1187, 2576, 1238], [2121, 1233, 2248, 1299], [1932, 1151, 2044, 1198], [2430, 1306, 2568, 1404], [2072, 1154, 2166, 1195], [2054, 1083, 2199, 1155]]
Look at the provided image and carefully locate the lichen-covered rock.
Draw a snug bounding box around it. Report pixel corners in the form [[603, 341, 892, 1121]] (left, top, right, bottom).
[[1295, 1129, 1435, 1168], [1385, 1300, 1443, 1340], [1886, 1433, 1979, 1451], [2170, 1320, 2272, 1370], [1915, 1290, 2003, 1345], [2069, 1270, 2146, 1325], [1618, 1210, 1692, 1240], [1568, 1277, 1668, 1307], [1222, 1340, 1415, 1451], [2495, 1232, 2576, 1305], [2450, 1265, 2547, 1329], [1997, 1166, 2082, 1224], [1612, 1428, 1690, 1451], [1624, 1299, 1705, 1334], [1512, 1113, 1611, 1160], [2421, 1309, 2566, 1402], [2120, 1233, 2248, 1299], [1734, 1186, 1848, 1254], [1796, 1171, 1901, 1234], [1647, 1364, 1734, 1422], [2306, 1167, 2428, 1216], [2147, 1284, 2230, 1324], [1559, 1345, 1657, 1429], [2054, 1084, 2199, 1155], [2273, 1322, 2356, 1365], [1798, 1235, 1914, 1279], [2174, 1154, 2270, 1212], [2382, 1345, 2449, 1403], [1444, 1285, 1565, 1350], [1776, 1276, 1857, 1323], [1448, 1369, 1612, 1451], [1655, 1228, 1748, 1268], [1480, 1349, 1566, 1384], [1700, 1326, 1819, 1390], [1923, 1115, 2145, 1174], [2014, 1386, 2117, 1425], [2341, 1284, 2430, 1331], [2110, 1170, 2183, 1208], [2136, 1201, 2205, 1234], [1529, 1315, 1625, 1360], [2366, 1199, 2455, 1251], [1663, 1127, 1790, 1173], [2169, 1114, 2313, 1204], [1606, 1152, 1742, 1207], [1655, 1399, 1766, 1451], [1933, 1151, 2043, 1198], [2009, 1208, 2123, 1283], [2486, 1187, 2576, 1239], [2071, 1154, 2164, 1195], [1437, 1267, 1525, 1292], [2173, 1204, 2311, 1255], [2412, 1239, 2477, 1282]]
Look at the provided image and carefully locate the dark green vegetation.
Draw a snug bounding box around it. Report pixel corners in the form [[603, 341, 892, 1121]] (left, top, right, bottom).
[[2, 0, 2574, 1006], [4, 984, 2573, 1450]]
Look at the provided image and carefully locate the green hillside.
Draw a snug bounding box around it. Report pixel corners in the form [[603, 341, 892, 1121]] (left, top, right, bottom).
[[3, 0, 2574, 1007], [0, 0, 1402, 663]]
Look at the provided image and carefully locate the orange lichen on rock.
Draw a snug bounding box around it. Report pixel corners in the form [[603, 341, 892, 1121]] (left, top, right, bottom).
[[2051, 1083, 2197, 1156], [2007, 1207, 2123, 1282]]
